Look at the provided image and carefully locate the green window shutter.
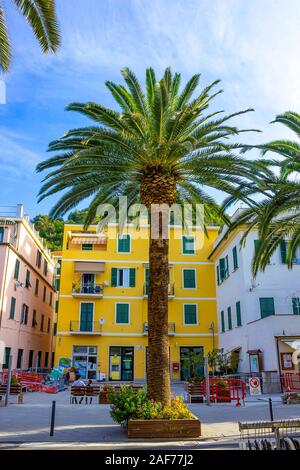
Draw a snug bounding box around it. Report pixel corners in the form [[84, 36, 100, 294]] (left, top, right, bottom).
[[292, 297, 300, 315], [232, 246, 238, 270], [55, 279, 60, 291], [216, 266, 220, 285], [227, 307, 232, 330], [25, 270, 31, 288], [116, 304, 129, 323], [0, 227, 4, 242], [14, 259, 20, 280], [118, 235, 130, 253], [182, 236, 195, 254], [219, 258, 226, 282], [225, 255, 229, 278], [9, 297, 16, 320], [280, 240, 287, 264], [255, 239, 271, 264], [145, 269, 149, 295], [221, 311, 225, 332], [183, 269, 196, 288], [236, 301, 242, 326], [184, 305, 197, 324], [111, 268, 118, 287], [55, 300, 59, 313], [129, 268, 136, 287], [260, 297, 275, 318]]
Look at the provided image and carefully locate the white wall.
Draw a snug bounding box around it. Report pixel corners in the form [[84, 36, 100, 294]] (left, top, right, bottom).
[[214, 229, 300, 373]]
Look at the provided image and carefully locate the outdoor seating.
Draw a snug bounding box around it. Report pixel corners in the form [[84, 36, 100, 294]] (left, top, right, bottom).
[[0, 383, 24, 404], [70, 385, 101, 404], [185, 383, 205, 403]]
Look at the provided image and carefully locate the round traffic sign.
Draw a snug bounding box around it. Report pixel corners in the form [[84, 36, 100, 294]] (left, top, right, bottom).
[[249, 377, 260, 388]]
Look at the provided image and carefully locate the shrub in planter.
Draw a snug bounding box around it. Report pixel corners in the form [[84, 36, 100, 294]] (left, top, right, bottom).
[[109, 385, 148, 428], [99, 384, 114, 403]]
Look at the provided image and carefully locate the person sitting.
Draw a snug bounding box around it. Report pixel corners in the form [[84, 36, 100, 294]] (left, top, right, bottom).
[[72, 375, 86, 404]]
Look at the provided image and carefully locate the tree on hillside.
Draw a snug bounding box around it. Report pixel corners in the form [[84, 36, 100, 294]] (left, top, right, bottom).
[[0, 0, 60, 73], [36, 67, 263, 405], [32, 214, 63, 251]]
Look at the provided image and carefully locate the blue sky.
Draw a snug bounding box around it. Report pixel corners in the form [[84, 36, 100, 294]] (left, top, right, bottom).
[[0, 0, 299, 218]]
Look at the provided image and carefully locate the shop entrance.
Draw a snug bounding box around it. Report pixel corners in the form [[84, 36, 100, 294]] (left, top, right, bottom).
[[180, 346, 204, 381], [109, 347, 134, 381], [72, 345, 97, 380]]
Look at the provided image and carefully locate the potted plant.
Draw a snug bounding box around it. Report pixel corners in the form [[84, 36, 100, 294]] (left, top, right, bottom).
[[216, 380, 231, 402], [110, 385, 201, 438], [99, 384, 114, 404]]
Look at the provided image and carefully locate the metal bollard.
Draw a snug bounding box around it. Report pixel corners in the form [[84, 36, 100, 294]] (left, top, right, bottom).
[[50, 400, 56, 436], [269, 398, 274, 421]]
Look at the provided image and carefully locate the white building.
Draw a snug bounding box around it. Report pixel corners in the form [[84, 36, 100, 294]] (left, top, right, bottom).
[[209, 209, 300, 383]]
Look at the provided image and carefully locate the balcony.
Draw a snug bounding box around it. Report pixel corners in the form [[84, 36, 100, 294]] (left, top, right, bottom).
[[143, 322, 175, 336], [143, 283, 175, 299], [70, 321, 102, 335], [72, 283, 104, 298]]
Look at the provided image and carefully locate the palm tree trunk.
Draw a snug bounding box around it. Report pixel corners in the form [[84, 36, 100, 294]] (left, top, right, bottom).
[[147, 234, 170, 406]]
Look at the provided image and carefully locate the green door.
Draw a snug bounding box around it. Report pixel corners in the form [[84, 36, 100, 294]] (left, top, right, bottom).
[[80, 303, 93, 331]]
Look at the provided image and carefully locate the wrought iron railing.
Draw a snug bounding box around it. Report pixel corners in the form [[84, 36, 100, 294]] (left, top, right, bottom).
[[70, 321, 102, 333], [143, 322, 175, 335]]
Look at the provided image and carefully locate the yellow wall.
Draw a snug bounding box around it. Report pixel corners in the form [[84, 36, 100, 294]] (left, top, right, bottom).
[[55, 223, 219, 381]]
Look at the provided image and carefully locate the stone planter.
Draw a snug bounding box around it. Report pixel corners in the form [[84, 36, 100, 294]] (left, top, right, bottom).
[[127, 416, 201, 438]]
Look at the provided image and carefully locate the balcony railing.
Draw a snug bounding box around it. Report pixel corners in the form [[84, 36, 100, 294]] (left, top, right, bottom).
[[143, 283, 175, 298], [70, 321, 102, 334], [72, 283, 103, 297], [143, 322, 175, 335]]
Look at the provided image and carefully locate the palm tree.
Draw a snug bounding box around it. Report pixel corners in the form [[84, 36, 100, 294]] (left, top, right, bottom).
[[37, 67, 261, 405], [224, 111, 300, 274], [0, 0, 60, 73]]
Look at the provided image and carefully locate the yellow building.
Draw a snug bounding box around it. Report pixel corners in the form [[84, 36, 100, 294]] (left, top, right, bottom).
[[54, 223, 219, 381]]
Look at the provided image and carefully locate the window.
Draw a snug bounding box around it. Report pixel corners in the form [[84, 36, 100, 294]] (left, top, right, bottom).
[[55, 300, 59, 313], [17, 349, 23, 369], [44, 352, 49, 368], [35, 279, 39, 296], [25, 269, 31, 288], [56, 260, 62, 275], [43, 286, 46, 302], [254, 240, 271, 264], [41, 314, 45, 331], [116, 303, 129, 324], [14, 259, 20, 280], [3, 347, 11, 369], [53, 323, 57, 336], [221, 311, 225, 332], [43, 260, 48, 276], [37, 351, 42, 367], [21, 304, 29, 325], [55, 278, 60, 291], [280, 240, 287, 264], [111, 268, 136, 287], [184, 304, 198, 325], [183, 269, 196, 288], [9, 297, 16, 320], [218, 256, 229, 283], [236, 301, 242, 326], [82, 244, 93, 251], [49, 292, 53, 306], [232, 246, 238, 270], [28, 350, 34, 368], [36, 250, 42, 268], [117, 234, 131, 253], [182, 236, 195, 254], [0, 227, 4, 242], [260, 297, 275, 318], [227, 306, 232, 330], [47, 318, 51, 333], [292, 298, 300, 315], [32, 310, 37, 327]]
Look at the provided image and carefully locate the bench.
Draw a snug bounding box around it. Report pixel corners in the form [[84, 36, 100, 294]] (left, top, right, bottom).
[[185, 383, 204, 403], [70, 385, 101, 404], [0, 383, 23, 404]]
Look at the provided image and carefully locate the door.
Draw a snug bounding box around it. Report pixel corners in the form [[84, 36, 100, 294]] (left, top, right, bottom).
[[80, 303, 93, 331], [180, 347, 204, 381], [82, 274, 95, 293], [109, 347, 134, 381]]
